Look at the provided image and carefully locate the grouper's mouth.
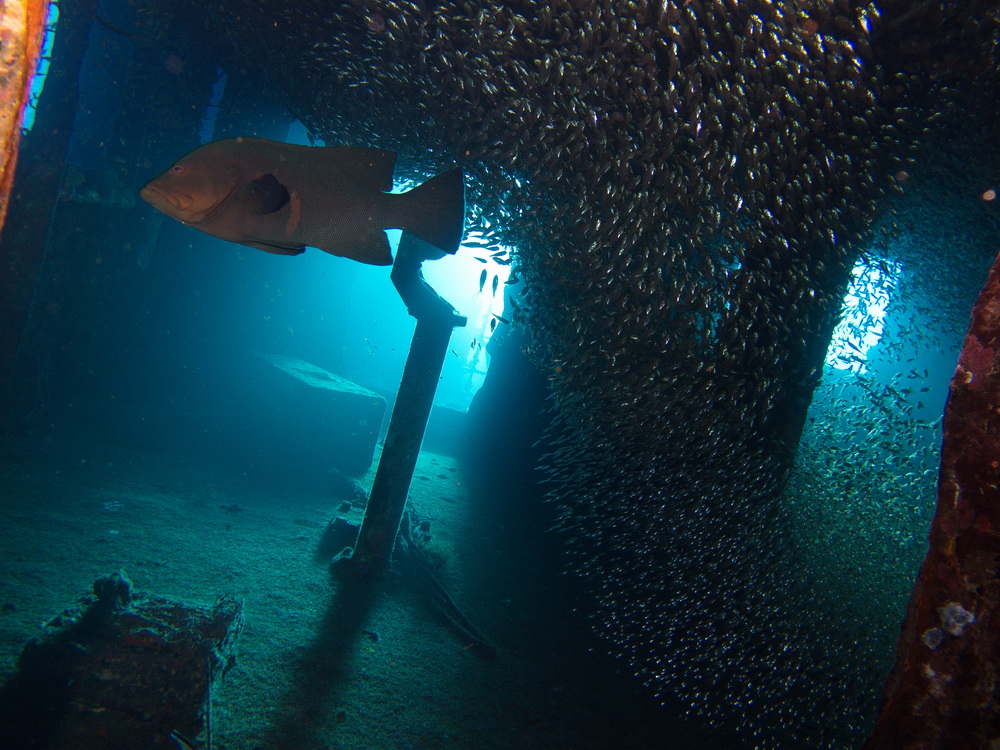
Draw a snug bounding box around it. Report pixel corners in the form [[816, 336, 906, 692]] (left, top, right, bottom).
[[140, 182, 191, 213]]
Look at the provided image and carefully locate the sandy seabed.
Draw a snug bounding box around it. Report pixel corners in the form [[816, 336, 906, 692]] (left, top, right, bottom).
[[0, 431, 686, 749]]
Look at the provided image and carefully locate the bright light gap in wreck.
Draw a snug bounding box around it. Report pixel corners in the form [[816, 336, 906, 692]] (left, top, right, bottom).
[[198, 68, 228, 143], [826, 257, 900, 373], [292, 120, 510, 412], [398, 226, 513, 408], [354, 119, 511, 410]]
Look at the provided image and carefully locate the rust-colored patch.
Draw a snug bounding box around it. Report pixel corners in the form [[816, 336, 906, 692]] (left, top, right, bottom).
[[0, 0, 49, 236], [863, 250, 1000, 749]]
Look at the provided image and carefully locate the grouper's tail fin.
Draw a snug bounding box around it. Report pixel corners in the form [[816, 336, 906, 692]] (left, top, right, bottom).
[[401, 168, 465, 255]]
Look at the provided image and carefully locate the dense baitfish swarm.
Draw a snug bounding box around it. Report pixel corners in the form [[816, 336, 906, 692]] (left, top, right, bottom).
[[182, 0, 998, 745]]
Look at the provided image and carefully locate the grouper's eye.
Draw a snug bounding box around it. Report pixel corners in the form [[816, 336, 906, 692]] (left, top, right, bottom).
[[171, 165, 183, 173]]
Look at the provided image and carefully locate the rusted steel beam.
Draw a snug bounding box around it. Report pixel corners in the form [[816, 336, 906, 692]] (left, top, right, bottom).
[[863, 251, 1000, 749], [0, 0, 49, 232]]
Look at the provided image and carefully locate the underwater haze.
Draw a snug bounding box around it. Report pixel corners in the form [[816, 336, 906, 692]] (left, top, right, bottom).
[[1, 1, 999, 749]]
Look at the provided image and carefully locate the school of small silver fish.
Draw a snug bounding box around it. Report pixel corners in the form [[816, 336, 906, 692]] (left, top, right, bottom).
[[189, 0, 999, 745]]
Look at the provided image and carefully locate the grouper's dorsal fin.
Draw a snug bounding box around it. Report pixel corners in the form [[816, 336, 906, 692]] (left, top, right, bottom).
[[324, 147, 397, 192], [236, 174, 290, 215]]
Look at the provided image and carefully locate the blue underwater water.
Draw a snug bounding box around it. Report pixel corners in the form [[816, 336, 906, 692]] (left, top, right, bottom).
[[1, 1, 998, 749]]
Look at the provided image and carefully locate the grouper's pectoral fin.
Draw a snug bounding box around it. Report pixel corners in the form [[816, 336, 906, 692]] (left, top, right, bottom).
[[235, 174, 290, 215], [242, 240, 305, 256], [320, 229, 393, 266]]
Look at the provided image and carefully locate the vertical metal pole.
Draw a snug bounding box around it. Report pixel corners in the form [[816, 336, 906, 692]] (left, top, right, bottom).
[[348, 318, 454, 575], [344, 234, 465, 577]]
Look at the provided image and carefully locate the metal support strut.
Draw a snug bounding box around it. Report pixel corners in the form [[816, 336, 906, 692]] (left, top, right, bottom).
[[344, 234, 466, 578]]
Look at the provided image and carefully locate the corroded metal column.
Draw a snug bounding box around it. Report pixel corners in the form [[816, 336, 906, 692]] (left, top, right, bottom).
[[863, 250, 1000, 749], [0, 0, 49, 232], [345, 235, 465, 577]]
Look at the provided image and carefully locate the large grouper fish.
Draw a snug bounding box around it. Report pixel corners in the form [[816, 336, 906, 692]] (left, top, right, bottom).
[[139, 137, 465, 265]]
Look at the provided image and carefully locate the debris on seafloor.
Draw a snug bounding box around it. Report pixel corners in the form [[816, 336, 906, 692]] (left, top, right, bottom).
[[0, 570, 242, 749], [396, 509, 497, 662], [317, 498, 496, 661], [316, 515, 362, 563]]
